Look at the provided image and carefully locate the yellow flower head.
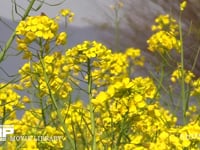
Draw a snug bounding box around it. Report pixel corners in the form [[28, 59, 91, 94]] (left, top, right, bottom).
[[59, 9, 74, 22], [56, 32, 67, 45], [180, 1, 187, 11], [147, 14, 180, 54], [171, 68, 195, 84], [0, 84, 24, 114], [16, 15, 58, 41]]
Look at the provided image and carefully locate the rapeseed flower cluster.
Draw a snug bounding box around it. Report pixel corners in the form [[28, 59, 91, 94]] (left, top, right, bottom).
[[16, 15, 58, 59], [18, 41, 143, 100], [15, 11, 71, 59], [0, 84, 24, 120], [66, 41, 144, 88], [151, 14, 178, 34], [147, 14, 181, 53], [170, 66, 200, 99], [171, 67, 195, 84], [19, 52, 72, 99], [191, 78, 200, 96], [16, 16, 58, 41], [59, 9, 74, 22]]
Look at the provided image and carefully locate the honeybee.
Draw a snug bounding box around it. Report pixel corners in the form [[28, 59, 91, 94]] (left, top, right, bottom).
[[40, 12, 47, 16]]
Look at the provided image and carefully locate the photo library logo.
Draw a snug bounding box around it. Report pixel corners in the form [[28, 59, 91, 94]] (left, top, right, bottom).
[[0, 125, 64, 142], [0, 125, 14, 141], [180, 133, 200, 140]]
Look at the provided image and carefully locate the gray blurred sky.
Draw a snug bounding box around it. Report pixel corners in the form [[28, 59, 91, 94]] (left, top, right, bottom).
[[0, 0, 113, 27]]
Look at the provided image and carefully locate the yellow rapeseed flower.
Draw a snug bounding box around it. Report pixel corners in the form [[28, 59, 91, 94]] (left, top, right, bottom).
[[171, 68, 195, 84], [59, 9, 74, 22], [132, 135, 143, 144], [147, 31, 180, 53], [56, 32, 67, 45], [0, 84, 24, 113], [22, 96, 30, 103], [147, 14, 180, 54], [91, 91, 109, 106], [180, 1, 187, 11], [60, 9, 71, 16]]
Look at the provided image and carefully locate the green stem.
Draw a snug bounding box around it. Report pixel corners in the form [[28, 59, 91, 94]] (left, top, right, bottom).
[[21, 0, 36, 20], [40, 97, 47, 126], [115, 112, 128, 149], [191, 46, 200, 71], [87, 58, 96, 150], [106, 101, 115, 149], [0, 0, 36, 63], [179, 13, 187, 124]]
